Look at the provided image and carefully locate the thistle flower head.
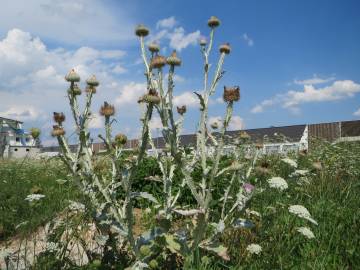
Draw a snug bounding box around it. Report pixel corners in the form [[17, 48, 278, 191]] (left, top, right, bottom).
[[255, 143, 263, 149], [177, 105, 187, 115], [207, 16, 221, 28], [135, 24, 149, 37], [167, 50, 181, 66], [100, 102, 115, 117], [114, 133, 127, 146], [68, 83, 82, 95], [199, 37, 207, 47], [65, 69, 80, 82], [86, 75, 99, 87], [30, 127, 41, 139], [53, 112, 65, 124], [148, 42, 160, 53], [243, 183, 254, 193], [51, 125, 65, 137], [211, 121, 219, 129], [150, 55, 167, 69], [219, 43, 231, 54], [223, 86, 240, 102], [85, 85, 97, 94]]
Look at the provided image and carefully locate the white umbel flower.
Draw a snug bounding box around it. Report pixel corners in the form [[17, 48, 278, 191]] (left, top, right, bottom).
[[267, 177, 288, 191], [281, 158, 297, 168], [46, 242, 59, 252], [293, 169, 309, 176], [246, 243, 262, 255], [25, 194, 45, 202], [289, 205, 318, 225], [296, 227, 315, 239], [68, 201, 85, 212]]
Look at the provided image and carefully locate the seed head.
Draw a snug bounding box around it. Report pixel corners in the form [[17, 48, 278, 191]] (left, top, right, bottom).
[[65, 69, 80, 82], [68, 83, 82, 95], [100, 102, 115, 117], [177, 105, 187, 115], [135, 24, 149, 37], [148, 42, 160, 53], [219, 43, 231, 54], [85, 85, 96, 94], [114, 133, 127, 146], [211, 121, 219, 129], [208, 16, 221, 28], [86, 75, 99, 87], [199, 37, 207, 47], [150, 55, 167, 69], [51, 125, 65, 137], [166, 50, 181, 66], [223, 86, 240, 103], [53, 112, 65, 124]]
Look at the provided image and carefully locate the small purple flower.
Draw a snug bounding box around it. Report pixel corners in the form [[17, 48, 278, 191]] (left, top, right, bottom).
[[243, 183, 254, 193]]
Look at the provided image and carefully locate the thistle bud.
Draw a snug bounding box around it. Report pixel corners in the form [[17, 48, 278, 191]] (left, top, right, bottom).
[[30, 128, 41, 139], [100, 102, 115, 117], [65, 69, 80, 82], [223, 86, 240, 103], [114, 133, 127, 146], [177, 105, 186, 115], [219, 43, 231, 54], [51, 125, 65, 137], [150, 55, 166, 69], [211, 122, 219, 129], [86, 75, 99, 87], [140, 94, 160, 105], [85, 85, 96, 94], [148, 42, 160, 53], [199, 38, 207, 47], [53, 112, 65, 124], [135, 24, 149, 37], [166, 50, 181, 66], [207, 16, 221, 28], [68, 83, 82, 95]]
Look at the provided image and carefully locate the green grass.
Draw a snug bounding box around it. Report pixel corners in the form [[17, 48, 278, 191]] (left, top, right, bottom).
[[0, 158, 80, 241]]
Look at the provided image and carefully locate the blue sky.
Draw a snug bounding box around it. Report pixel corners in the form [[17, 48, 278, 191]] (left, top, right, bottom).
[[0, 0, 359, 145]]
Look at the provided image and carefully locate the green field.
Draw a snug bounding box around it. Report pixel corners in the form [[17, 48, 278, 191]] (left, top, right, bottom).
[[0, 142, 359, 269]]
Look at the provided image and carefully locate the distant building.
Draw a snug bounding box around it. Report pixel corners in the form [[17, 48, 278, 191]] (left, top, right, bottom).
[[41, 119, 360, 155], [0, 117, 40, 158]]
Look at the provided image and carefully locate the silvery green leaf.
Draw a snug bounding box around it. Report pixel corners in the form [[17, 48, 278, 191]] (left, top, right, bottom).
[[201, 243, 230, 261], [233, 218, 255, 229], [173, 209, 204, 216], [131, 192, 158, 204], [55, 179, 67, 184]]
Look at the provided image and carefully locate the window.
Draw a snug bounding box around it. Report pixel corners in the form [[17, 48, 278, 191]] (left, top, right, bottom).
[[26, 149, 30, 152], [16, 137, 20, 142], [25, 137, 30, 142], [14, 148, 18, 151]]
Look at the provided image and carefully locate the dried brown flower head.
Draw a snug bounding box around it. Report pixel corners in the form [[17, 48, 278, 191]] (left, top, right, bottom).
[[177, 105, 187, 115], [51, 125, 65, 137], [208, 16, 221, 28], [53, 112, 65, 124], [150, 55, 167, 69], [167, 50, 181, 66], [100, 102, 115, 117], [65, 69, 80, 82], [219, 43, 231, 54], [223, 86, 240, 102], [68, 83, 82, 95], [148, 42, 160, 53], [86, 75, 99, 87], [115, 133, 128, 146]]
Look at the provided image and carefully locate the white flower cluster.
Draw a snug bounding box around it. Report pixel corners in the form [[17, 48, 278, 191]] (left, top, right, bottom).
[[281, 158, 297, 168], [267, 177, 288, 191], [68, 200, 85, 212], [288, 205, 318, 225], [246, 243, 262, 255], [0, 248, 11, 261], [25, 194, 45, 202], [296, 226, 315, 239], [46, 242, 59, 252], [293, 169, 309, 176]]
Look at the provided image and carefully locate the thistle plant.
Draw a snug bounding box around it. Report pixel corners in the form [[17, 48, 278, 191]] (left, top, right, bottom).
[[49, 16, 317, 268]]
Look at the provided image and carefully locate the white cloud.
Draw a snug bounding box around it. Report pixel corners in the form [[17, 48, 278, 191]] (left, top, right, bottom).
[[209, 115, 245, 130], [242, 33, 254, 47], [0, 0, 134, 45], [0, 105, 43, 121], [251, 80, 360, 114], [169, 27, 201, 51], [156, 17, 177, 29], [149, 116, 163, 131], [173, 91, 198, 108], [115, 82, 147, 105], [112, 64, 127, 74], [294, 74, 335, 85], [354, 108, 360, 117], [88, 113, 103, 129]]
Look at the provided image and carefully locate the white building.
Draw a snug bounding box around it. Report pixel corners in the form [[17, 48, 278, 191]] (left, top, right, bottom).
[[0, 117, 40, 158]]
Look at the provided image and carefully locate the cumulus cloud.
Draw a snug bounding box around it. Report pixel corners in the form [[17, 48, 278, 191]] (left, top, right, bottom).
[[242, 33, 254, 47], [149, 17, 200, 51], [251, 80, 360, 114], [209, 115, 245, 130], [115, 82, 146, 105], [0, 0, 134, 45], [0, 105, 44, 121], [173, 92, 199, 108], [156, 16, 177, 29], [294, 74, 336, 85], [88, 113, 103, 129]]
